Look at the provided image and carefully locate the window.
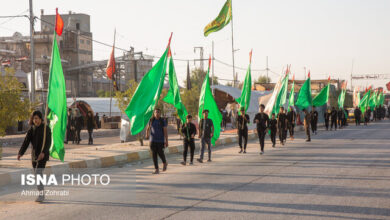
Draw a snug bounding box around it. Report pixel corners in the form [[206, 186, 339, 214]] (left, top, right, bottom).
[[86, 40, 90, 45], [80, 39, 85, 44], [76, 23, 80, 30]]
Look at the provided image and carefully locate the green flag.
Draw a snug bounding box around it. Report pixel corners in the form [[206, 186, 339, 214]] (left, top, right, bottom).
[[295, 76, 312, 110], [369, 91, 377, 109], [380, 92, 385, 105], [47, 34, 67, 162], [338, 89, 346, 109], [163, 55, 188, 123], [376, 91, 383, 106], [235, 51, 252, 113], [313, 83, 330, 107], [272, 74, 289, 114], [359, 89, 371, 113], [287, 80, 295, 111], [198, 58, 222, 145], [204, 0, 232, 37], [125, 46, 169, 135]]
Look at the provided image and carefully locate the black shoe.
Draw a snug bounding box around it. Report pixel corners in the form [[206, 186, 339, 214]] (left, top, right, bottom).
[[180, 161, 186, 166], [306, 139, 311, 142], [163, 163, 168, 171], [272, 144, 275, 148], [152, 169, 159, 174], [35, 194, 45, 203], [239, 149, 243, 153], [243, 150, 246, 154], [207, 159, 212, 162], [189, 161, 194, 165], [260, 151, 264, 155], [197, 158, 203, 163]]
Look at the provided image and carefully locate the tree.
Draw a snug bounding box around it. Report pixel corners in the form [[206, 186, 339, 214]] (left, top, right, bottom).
[[256, 75, 271, 84], [186, 68, 219, 89], [0, 68, 32, 136], [114, 80, 138, 113], [97, 89, 111, 97], [181, 85, 200, 117]]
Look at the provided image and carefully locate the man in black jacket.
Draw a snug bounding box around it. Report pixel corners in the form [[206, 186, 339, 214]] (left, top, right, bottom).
[[181, 115, 197, 165], [311, 107, 319, 135], [198, 110, 214, 163], [324, 108, 331, 131], [269, 113, 277, 147], [237, 107, 250, 153], [277, 107, 287, 145], [330, 107, 338, 131], [338, 108, 344, 129], [253, 104, 269, 155], [18, 110, 51, 203], [354, 107, 361, 126], [287, 106, 296, 140]]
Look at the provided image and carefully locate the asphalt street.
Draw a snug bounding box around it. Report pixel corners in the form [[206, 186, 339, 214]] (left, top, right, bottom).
[[1, 120, 389, 220]]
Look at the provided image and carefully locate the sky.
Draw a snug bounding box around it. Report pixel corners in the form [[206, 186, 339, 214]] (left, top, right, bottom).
[[1, 0, 389, 90]]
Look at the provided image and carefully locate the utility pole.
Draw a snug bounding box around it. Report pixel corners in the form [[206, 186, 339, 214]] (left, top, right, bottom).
[[350, 59, 354, 91], [29, 0, 35, 104], [265, 56, 269, 82], [193, 47, 204, 71], [231, 3, 236, 88], [212, 41, 215, 94]]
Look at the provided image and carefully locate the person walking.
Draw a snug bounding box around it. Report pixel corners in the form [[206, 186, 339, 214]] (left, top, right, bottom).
[[86, 111, 95, 145], [94, 113, 100, 129], [324, 108, 331, 131], [287, 106, 296, 140], [311, 107, 319, 135], [17, 111, 51, 202], [303, 109, 311, 142], [198, 109, 214, 163], [180, 115, 196, 165], [338, 108, 344, 129], [75, 111, 84, 144], [237, 107, 249, 153], [253, 104, 269, 155], [354, 107, 361, 126], [65, 108, 73, 144], [269, 113, 277, 148], [330, 107, 338, 131], [364, 107, 371, 126], [146, 108, 168, 174], [277, 107, 287, 145]]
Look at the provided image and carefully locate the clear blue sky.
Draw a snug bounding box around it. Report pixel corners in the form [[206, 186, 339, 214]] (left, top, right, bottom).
[[1, 0, 389, 90]]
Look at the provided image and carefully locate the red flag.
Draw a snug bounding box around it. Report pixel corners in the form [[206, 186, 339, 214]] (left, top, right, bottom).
[[208, 55, 212, 69], [308, 71, 311, 78], [292, 74, 295, 81], [55, 8, 64, 36], [106, 46, 115, 80], [328, 76, 331, 81], [249, 49, 253, 64]]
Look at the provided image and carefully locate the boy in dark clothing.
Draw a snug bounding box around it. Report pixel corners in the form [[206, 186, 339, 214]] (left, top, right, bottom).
[[237, 107, 250, 153], [277, 107, 287, 145], [324, 109, 331, 131], [269, 113, 277, 147], [338, 108, 344, 128], [253, 104, 269, 155], [287, 106, 296, 140], [330, 107, 338, 130], [18, 111, 52, 202], [303, 109, 311, 142], [146, 108, 168, 174], [354, 107, 361, 126], [311, 107, 319, 135], [198, 110, 214, 163], [181, 115, 197, 165]]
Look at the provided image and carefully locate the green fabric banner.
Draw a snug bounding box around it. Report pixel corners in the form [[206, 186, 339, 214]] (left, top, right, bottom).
[[235, 63, 251, 113], [312, 83, 330, 107], [47, 33, 67, 162], [295, 78, 312, 110], [125, 48, 169, 135], [338, 89, 346, 109], [163, 56, 188, 123], [359, 90, 371, 113], [369, 91, 377, 109], [204, 0, 232, 37], [287, 81, 295, 111], [198, 62, 222, 145], [272, 74, 289, 114]]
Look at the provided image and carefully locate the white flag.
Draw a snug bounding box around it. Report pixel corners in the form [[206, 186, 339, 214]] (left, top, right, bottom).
[[264, 75, 283, 116]]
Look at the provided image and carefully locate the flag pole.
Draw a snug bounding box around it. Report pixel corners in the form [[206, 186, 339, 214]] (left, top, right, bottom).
[[109, 28, 116, 117], [212, 40, 215, 94], [230, 1, 236, 88]]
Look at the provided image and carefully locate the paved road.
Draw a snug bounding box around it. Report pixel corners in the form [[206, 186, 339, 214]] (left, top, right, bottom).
[[1, 121, 390, 220]]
